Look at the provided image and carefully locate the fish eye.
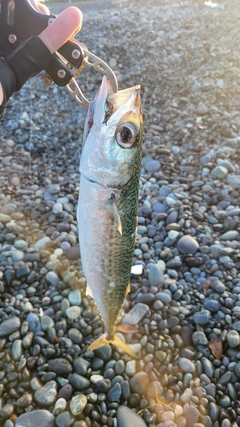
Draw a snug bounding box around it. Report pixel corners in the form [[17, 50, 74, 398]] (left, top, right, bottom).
[[115, 123, 138, 148]]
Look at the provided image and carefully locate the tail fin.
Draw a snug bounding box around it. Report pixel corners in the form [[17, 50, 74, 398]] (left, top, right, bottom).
[[88, 333, 137, 358]]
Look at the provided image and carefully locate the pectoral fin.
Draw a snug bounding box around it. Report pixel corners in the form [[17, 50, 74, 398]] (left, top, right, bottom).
[[106, 194, 122, 236]]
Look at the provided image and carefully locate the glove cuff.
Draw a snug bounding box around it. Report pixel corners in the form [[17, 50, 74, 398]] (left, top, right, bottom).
[[6, 35, 52, 92], [0, 56, 17, 104]]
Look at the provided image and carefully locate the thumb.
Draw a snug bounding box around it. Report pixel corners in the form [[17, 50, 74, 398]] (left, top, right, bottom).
[[38, 7, 83, 54]]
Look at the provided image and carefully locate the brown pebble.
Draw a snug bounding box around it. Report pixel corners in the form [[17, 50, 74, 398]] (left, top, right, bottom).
[[16, 393, 33, 408], [57, 384, 73, 401]]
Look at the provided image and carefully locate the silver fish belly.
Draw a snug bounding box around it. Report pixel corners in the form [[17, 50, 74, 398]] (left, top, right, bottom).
[[78, 76, 142, 355]]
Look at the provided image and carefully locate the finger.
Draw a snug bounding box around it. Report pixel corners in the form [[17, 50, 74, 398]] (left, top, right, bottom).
[[36, 2, 50, 15], [38, 7, 82, 54]]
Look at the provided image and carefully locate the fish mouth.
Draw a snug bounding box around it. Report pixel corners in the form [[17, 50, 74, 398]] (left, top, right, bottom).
[[83, 77, 141, 142]]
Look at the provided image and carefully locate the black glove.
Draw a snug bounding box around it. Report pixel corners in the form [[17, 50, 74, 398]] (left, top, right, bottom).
[[0, 35, 52, 118]]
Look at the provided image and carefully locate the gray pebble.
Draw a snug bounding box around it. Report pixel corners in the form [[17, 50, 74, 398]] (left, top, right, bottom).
[[203, 299, 220, 312], [107, 382, 122, 402], [15, 410, 55, 427], [177, 235, 199, 254], [68, 289, 81, 306], [192, 331, 208, 346], [69, 373, 90, 390], [148, 261, 165, 286], [211, 165, 228, 179], [26, 313, 41, 333], [48, 184, 61, 194], [179, 358, 195, 373], [130, 372, 149, 395], [227, 174, 240, 188], [48, 358, 73, 376], [226, 330, 240, 348], [144, 160, 161, 172], [0, 316, 21, 337], [202, 357, 214, 377], [122, 303, 149, 325], [193, 310, 210, 325], [73, 357, 90, 375], [56, 411, 74, 427], [66, 306, 81, 320], [46, 271, 60, 286], [220, 230, 239, 240], [11, 339, 23, 361], [34, 381, 57, 406], [155, 292, 172, 304], [117, 405, 147, 427]]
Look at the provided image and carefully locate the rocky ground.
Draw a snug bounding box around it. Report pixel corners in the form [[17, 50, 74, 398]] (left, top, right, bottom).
[[1, 0, 240, 426]]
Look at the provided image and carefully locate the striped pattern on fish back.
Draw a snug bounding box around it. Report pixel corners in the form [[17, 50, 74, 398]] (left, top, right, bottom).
[[106, 153, 142, 337]]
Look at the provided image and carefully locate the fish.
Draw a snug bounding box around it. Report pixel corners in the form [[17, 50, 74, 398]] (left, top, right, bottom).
[[77, 76, 142, 357]]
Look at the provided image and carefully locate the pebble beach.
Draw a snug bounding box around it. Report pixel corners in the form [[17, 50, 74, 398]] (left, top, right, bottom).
[[1, 0, 240, 426]]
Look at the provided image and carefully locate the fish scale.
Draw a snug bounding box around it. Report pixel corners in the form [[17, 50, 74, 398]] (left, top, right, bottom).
[[78, 76, 142, 357]]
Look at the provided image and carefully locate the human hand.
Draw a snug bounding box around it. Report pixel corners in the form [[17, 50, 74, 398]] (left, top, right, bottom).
[[0, 5, 82, 110]]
